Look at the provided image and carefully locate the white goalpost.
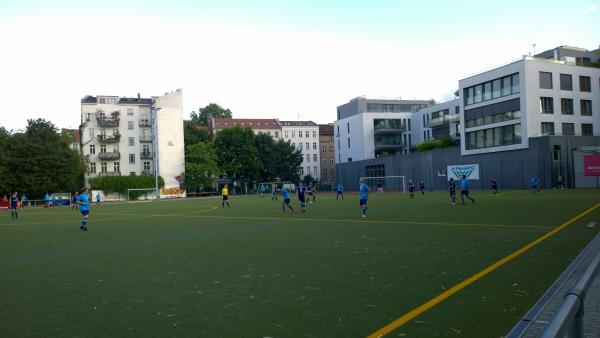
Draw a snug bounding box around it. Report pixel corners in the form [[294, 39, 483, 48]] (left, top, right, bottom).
[[359, 176, 406, 193], [126, 188, 159, 202]]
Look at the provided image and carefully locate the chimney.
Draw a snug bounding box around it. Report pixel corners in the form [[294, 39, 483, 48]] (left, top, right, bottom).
[[137, 93, 140, 100], [553, 49, 559, 61]]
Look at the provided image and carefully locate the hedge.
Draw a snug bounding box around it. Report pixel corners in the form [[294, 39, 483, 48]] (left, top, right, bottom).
[[89, 176, 165, 200]]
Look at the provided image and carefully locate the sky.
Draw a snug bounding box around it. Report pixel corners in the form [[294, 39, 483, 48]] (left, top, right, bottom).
[[0, 0, 598, 131]]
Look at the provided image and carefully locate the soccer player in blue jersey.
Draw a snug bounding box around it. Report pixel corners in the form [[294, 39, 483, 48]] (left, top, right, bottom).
[[491, 177, 499, 197], [530, 176, 540, 194], [459, 175, 475, 205], [297, 184, 307, 212], [77, 187, 91, 231], [408, 180, 415, 199], [336, 183, 344, 200], [10, 191, 18, 220], [20, 193, 27, 209], [280, 186, 294, 215], [359, 179, 369, 218], [448, 178, 457, 205]]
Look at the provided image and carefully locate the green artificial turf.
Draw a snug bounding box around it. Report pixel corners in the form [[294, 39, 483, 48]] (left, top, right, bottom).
[[1, 189, 599, 337]]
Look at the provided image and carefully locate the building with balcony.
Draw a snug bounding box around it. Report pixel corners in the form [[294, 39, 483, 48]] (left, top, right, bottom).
[[319, 124, 335, 184], [334, 97, 431, 163], [80, 89, 185, 189], [279, 121, 321, 179], [413, 99, 461, 144]]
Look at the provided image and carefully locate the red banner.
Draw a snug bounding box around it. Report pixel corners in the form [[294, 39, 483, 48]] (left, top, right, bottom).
[[584, 155, 600, 176]]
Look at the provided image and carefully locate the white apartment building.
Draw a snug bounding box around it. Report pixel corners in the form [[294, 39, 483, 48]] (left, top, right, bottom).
[[459, 51, 600, 155], [80, 89, 185, 189], [334, 97, 431, 163], [280, 121, 321, 179]]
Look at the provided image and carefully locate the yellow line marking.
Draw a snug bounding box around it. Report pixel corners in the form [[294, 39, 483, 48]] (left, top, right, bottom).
[[366, 202, 600, 338]]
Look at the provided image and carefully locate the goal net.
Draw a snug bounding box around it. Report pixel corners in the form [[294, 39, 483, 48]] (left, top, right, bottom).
[[257, 181, 293, 195], [359, 176, 406, 193], [126, 188, 158, 202]]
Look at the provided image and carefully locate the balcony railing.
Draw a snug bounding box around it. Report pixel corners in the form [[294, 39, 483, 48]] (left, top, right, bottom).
[[139, 134, 152, 142], [97, 134, 121, 144], [98, 151, 121, 161], [139, 120, 151, 127], [96, 117, 120, 128], [140, 151, 153, 159], [141, 169, 153, 176], [98, 171, 121, 177], [374, 142, 405, 151], [426, 114, 460, 128], [374, 125, 407, 134]]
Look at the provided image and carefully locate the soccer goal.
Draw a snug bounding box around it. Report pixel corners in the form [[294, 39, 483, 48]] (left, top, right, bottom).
[[257, 181, 293, 195], [126, 188, 159, 202], [359, 176, 406, 192]]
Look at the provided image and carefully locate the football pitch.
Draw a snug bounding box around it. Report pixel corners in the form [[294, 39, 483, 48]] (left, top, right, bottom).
[[1, 190, 599, 337]]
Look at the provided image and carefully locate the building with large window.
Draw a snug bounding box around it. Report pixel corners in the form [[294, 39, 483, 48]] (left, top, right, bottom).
[[460, 51, 600, 155], [280, 121, 321, 179], [80, 89, 185, 189], [334, 97, 431, 163], [414, 99, 461, 144], [319, 124, 335, 184]]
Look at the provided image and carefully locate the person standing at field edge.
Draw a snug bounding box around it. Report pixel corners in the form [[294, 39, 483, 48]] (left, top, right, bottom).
[[221, 185, 231, 208], [336, 183, 344, 200]]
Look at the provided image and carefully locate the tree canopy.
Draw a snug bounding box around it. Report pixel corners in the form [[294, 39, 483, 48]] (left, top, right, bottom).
[[190, 103, 233, 126], [214, 126, 260, 180], [184, 141, 219, 192]]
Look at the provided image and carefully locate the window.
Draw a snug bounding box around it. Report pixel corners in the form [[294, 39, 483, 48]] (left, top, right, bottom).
[[299, 143, 303, 150], [307, 166, 311, 175], [581, 100, 592, 116], [306, 142, 309, 149], [336, 126, 339, 135], [347, 137, 350, 148], [483, 82, 491, 101], [299, 130, 302, 138], [306, 154, 310, 163], [407, 119, 411, 131], [292, 131, 296, 138], [143, 161, 151, 171], [408, 134, 412, 147], [502, 76, 511, 96], [127, 108, 133, 116], [275, 131, 279, 138], [313, 154, 317, 162], [582, 124, 594, 136], [562, 123, 575, 136], [465, 123, 522, 150], [465, 87, 474, 105], [541, 122, 555, 136], [540, 97, 554, 114], [90, 163, 96, 174], [305, 131, 309, 138], [560, 74, 572, 91], [128, 121, 134, 130], [285, 131, 288, 138], [312, 131, 316, 138], [101, 162, 107, 173], [114, 162, 120, 172], [347, 123, 350, 133], [491, 79, 501, 98], [423, 131, 426, 140], [313, 166, 317, 175], [579, 76, 591, 92], [100, 144, 106, 153], [539, 72, 553, 89], [474, 84, 483, 103], [561, 98, 573, 115], [129, 154, 135, 164], [142, 144, 150, 153], [511, 73, 520, 93], [313, 142, 317, 150], [128, 137, 135, 146], [300, 167, 304, 175], [89, 145, 96, 154]]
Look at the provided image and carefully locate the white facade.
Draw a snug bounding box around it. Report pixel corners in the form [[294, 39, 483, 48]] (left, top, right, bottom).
[[280, 121, 321, 179], [80, 90, 185, 189], [459, 56, 600, 155], [412, 99, 460, 145]]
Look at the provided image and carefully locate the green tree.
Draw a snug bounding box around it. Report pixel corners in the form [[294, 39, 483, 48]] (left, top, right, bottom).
[[272, 139, 302, 182], [184, 141, 219, 192], [191, 103, 233, 125], [0, 127, 12, 193], [214, 126, 259, 180], [5, 119, 86, 198], [183, 120, 210, 146]]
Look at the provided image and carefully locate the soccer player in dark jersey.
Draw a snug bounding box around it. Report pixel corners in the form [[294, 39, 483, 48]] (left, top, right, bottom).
[[10, 192, 18, 220], [408, 180, 415, 199], [71, 192, 79, 210], [420, 181, 425, 195], [297, 184, 307, 212], [491, 177, 499, 197], [448, 178, 457, 205]]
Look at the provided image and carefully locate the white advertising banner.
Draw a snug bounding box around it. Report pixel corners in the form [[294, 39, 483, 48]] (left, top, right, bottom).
[[447, 164, 480, 180]]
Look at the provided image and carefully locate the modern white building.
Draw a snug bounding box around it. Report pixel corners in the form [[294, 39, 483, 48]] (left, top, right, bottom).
[[459, 49, 600, 155], [334, 97, 431, 164], [80, 89, 185, 189], [280, 121, 321, 179], [413, 99, 461, 144]]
